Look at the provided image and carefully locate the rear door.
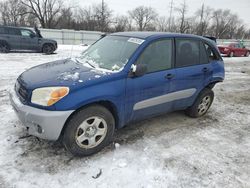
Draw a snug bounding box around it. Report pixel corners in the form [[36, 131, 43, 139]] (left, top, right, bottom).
[[172, 38, 210, 110], [125, 38, 176, 122], [20, 29, 39, 50], [5, 28, 21, 50], [234, 43, 242, 56]]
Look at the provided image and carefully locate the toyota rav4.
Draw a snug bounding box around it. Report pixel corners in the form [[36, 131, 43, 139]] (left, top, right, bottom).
[[9, 32, 225, 156]]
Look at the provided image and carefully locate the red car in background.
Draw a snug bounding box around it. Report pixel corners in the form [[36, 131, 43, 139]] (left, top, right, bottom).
[[218, 42, 250, 57]]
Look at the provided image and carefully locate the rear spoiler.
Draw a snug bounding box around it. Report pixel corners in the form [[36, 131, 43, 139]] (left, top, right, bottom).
[[203, 36, 217, 43]]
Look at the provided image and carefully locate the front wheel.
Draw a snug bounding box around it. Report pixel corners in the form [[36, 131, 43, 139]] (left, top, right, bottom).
[[186, 88, 214, 118], [245, 51, 250, 57], [42, 44, 54, 54], [63, 105, 115, 156], [229, 51, 234, 57]]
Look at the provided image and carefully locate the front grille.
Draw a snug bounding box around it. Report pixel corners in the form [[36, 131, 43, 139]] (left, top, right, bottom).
[[15, 80, 28, 102]]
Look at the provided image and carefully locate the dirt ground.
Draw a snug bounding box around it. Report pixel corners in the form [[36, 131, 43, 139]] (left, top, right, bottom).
[[0, 46, 249, 188]]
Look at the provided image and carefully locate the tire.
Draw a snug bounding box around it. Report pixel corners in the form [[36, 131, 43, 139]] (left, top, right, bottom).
[[42, 44, 54, 54], [186, 88, 214, 118], [0, 41, 10, 53], [245, 51, 250, 57], [63, 105, 115, 156], [229, 51, 234, 57]]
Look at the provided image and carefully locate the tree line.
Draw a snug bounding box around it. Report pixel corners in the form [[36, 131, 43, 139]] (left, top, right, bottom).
[[0, 0, 249, 39]]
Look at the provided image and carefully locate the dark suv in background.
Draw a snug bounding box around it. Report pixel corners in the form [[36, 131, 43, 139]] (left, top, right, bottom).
[[0, 26, 57, 54]]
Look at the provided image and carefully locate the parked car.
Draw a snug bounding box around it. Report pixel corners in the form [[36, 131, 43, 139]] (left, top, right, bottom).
[[0, 26, 57, 54], [9, 32, 225, 156], [217, 41, 250, 57]]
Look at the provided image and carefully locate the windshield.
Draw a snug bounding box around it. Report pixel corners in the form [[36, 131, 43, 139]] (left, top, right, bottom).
[[76, 36, 143, 71], [218, 42, 235, 47]]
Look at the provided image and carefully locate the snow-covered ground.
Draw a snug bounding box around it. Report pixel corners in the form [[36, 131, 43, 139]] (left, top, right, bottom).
[[0, 46, 250, 188]]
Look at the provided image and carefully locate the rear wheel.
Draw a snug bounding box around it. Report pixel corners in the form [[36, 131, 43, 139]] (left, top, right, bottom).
[[63, 105, 115, 156], [229, 51, 234, 57], [42, 44, 54, 54], [186, 88, 214, 118], [0, 42, 10, 53], [245, 51, 250, 57]]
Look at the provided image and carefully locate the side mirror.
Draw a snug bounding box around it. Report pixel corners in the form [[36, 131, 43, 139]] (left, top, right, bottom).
[[131, 64, 147, 77], [30, 33, 36, 38]]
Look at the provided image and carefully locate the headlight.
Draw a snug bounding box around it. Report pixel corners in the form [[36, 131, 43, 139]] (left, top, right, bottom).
[[31, 87, 69, 106]]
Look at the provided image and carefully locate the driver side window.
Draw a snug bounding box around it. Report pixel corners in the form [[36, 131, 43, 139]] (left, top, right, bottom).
[[21, 29, 34, 37], [136, 39, 173, 73]]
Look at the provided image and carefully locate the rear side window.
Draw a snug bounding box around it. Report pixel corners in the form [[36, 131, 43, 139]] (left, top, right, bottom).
[[137, 39, 173, 73], [7, 28, 21, 35], [200, 42, 209, 64], [176, 39, 200, 68], [0, 27, 6, 34]]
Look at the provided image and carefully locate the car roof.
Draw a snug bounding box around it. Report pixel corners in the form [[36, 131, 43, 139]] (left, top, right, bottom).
[[0, 25, 32, 30], [111, 31, 207, 40]]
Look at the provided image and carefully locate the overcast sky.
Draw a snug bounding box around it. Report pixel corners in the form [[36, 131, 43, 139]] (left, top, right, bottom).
[[75, 0, 250, 28]]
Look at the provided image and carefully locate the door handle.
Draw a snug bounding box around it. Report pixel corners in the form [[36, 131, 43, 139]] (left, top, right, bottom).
[[202, 67, 209, 72], [165, 73, 175, 79]]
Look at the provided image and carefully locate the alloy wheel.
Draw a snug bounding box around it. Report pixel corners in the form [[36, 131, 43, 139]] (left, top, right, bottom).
[[197, 96, 211, 116], [75, 116, 108, 149]]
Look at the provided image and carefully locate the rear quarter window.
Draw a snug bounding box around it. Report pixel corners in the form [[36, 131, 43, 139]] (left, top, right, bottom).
[[6, 28, 21, 35], [203, 42, 220, 61]]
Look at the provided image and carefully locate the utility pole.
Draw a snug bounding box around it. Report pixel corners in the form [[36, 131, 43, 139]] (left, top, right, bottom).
[[169, 0, 174, 31], [101, 0, 104, 32], [199, 3, 205, 35]]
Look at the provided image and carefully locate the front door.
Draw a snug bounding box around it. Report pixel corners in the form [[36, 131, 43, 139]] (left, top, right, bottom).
[[20, 29, 39, 51], [125, 38, 175, 122]]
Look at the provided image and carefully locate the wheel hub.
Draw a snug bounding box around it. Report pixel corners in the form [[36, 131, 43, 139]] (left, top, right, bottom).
[[85, 126, 97, 137]]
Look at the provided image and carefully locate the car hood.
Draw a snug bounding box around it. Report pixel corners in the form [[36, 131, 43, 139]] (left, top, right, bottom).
[[18, 58, 114, 90], [42, 38, 57, 44], [217, 45, 229, 48]]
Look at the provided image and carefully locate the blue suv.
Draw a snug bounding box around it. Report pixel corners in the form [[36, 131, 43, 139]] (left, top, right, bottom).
[[9, 32, 225, 156]]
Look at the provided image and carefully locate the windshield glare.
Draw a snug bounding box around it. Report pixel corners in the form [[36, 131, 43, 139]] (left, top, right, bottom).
[[77, 36, 142, 71]]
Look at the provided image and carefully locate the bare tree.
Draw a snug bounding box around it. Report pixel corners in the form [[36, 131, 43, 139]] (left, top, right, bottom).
[[113, 15, 129, 32], [210, 9, 235, 38], [1, 0, 250, 39], [156, 16, 169, 31], [128, 6, 158, 31], [0, 0, 27, 26], [57, 7, 75, 29], [76, 6, 96, 30], [21, 0, 63, 28], [195, 4, 213, 35], [92, 2, 112, 32], [175, 0, 190, 33]]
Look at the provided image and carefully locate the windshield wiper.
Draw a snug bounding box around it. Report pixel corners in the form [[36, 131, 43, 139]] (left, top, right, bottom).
[[75, 58, 95, 68]]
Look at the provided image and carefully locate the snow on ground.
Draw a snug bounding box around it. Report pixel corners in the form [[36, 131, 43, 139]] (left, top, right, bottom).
[[0, 46, 250, 188]]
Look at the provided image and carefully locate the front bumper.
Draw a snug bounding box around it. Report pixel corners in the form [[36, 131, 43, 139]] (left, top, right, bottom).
[[9, 90, 73, 140]]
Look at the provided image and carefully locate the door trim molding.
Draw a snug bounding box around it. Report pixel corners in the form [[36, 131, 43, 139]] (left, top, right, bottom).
[[133, 88, 197, 110]]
